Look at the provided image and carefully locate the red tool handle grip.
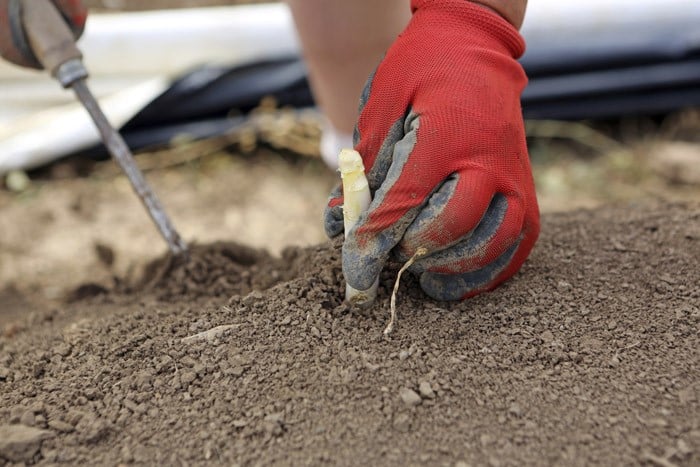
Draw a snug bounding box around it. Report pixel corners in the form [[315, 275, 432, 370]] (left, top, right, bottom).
[[21, 0, 82, 74]]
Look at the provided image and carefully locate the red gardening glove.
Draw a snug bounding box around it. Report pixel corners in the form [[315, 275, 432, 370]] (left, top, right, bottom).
[[324, 0, 540, 301], [0, 0, 87, 69]]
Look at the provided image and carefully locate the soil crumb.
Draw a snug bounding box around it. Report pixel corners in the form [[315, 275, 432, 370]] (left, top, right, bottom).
[[121, 241, 342, 301], [0, 202, 698, 466]]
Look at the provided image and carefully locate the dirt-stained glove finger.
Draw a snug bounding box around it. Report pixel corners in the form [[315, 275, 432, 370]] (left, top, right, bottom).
[[388, 169, 530, 300], [323, 184, 344, 239], [343, 115, 442, 291], [418, 239, 522, 300], [396, 168, 527, 268]]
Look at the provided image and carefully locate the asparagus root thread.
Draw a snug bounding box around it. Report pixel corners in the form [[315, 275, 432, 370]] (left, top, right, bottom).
[[384, 247, 428, 336]]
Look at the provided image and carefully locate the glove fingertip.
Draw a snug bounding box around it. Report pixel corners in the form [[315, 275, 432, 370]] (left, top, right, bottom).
[[419, 273, 466, 301], [323, 206, 344, 239], [342, 238, 384, 291], [324, 221, 343, 239], [419, 239, 522, 301]]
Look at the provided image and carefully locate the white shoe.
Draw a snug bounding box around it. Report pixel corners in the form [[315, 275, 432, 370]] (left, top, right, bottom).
[[320, 119, 353, 170]]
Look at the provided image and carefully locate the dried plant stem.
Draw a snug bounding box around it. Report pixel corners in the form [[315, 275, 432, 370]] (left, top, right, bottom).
[[181, 324, 241, 343], [384, 247, 428, 336], [640, 452, 679, 467]]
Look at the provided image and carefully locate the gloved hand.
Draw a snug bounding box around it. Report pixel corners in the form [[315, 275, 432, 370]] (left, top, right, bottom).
[[0, 0, 87, 68], [324, 0, 540, 301]]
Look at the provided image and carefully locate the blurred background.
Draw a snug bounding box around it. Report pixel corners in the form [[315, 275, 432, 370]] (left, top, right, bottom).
[[1, 0, 699, 304]]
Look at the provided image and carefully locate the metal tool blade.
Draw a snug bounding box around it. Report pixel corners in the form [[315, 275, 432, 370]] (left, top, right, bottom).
[[71, 78, 188, 255]]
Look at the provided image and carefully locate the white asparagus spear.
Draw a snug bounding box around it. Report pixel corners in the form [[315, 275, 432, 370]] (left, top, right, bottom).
[[338, 148, 379, 307]]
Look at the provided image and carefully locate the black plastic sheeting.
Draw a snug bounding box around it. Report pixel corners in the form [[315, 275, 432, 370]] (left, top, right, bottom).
[[522, 60, 700, 119], [122, 59, 312, 131], [116, 57, 310, 151], [113, 24, 700, 151], [520, 12, 700, 120]]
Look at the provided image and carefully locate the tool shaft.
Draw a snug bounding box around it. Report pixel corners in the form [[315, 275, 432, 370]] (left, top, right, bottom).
[[20, 0, 187, 256], [72, 79, 187, 255]]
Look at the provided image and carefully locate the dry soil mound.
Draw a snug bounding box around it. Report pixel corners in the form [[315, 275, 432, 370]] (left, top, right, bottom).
[[0, 202, 698, 466]]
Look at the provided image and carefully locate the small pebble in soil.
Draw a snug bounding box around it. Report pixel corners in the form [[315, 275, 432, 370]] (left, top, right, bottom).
[[180, 371, 197, 385], [393, 413, 411, 433], [508, 403, 523, 418], [677, 439, 692, 456], [0, 424, 53, 462], [419, 381, 436, 399], [20, 410, 35, 427], [120, 445, 135, 463], [48, 419, 75, 433], [399, 388, 422, 407], [264, 413, 285, 436], [76, 417, 111, 444]]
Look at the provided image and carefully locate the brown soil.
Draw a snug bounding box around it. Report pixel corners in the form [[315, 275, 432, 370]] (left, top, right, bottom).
[[3, 3, 700, 464], [0, 202, 698, 466], [0, 149, 336, 304], [119, 242, 304, 301]]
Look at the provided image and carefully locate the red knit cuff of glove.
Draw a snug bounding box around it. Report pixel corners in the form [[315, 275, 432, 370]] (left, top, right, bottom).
[[411, 0, 526, 58]]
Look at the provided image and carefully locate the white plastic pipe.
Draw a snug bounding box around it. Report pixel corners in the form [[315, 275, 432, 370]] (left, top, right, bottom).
[[0, 4, 299, 79], [0, 4, 300, 174], [0, 77, 168, 174], [522, 0, 700, 35], [521, 0, 700, 67], [2, 1, 699, 173]]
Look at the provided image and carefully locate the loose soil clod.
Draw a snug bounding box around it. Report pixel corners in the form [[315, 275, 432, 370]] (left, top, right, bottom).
[[122, 241, 333, 301]]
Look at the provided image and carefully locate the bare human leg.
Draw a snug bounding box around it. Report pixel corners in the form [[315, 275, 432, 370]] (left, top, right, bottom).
[[285, 0, 411, 167]]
